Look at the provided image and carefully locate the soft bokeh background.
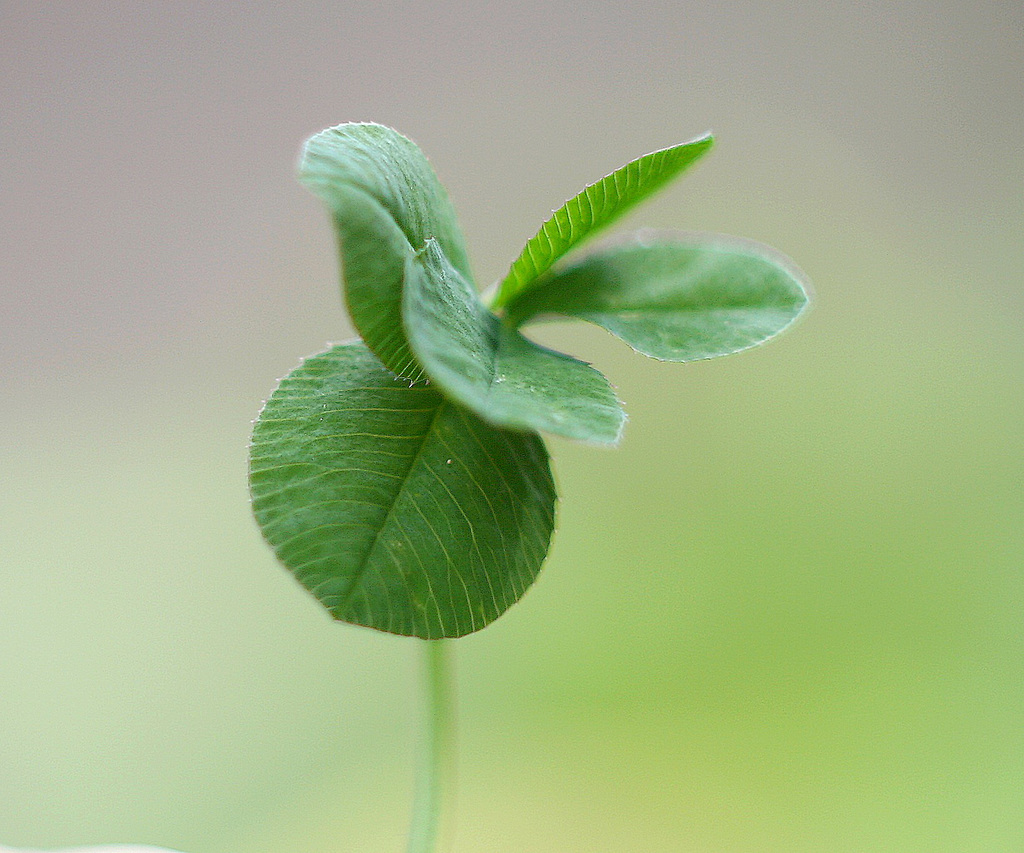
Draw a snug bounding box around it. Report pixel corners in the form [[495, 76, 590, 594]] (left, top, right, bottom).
[[2, 2, 1022, 851]]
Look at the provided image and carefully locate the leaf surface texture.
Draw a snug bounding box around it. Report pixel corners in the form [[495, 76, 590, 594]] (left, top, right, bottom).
[[505, 237, 809, 361], [493, 135, 714, 308], [404, 241, 626, 444], [299, 123, 472, 381], [249, 343, 557, 638]]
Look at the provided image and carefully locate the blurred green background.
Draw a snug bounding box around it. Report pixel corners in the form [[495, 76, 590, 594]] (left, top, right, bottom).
[[2, 2, 1021, 851]]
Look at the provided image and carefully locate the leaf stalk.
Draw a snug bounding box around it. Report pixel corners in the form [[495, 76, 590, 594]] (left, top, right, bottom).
[[407, 638, 454, 853]]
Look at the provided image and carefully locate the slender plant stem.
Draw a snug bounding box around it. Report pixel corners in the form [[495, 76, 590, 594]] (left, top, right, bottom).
[[406, 638, 454, 853]]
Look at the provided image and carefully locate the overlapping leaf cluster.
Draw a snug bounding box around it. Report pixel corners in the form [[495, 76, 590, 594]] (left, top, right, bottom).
[[250, 123, 808, 638]]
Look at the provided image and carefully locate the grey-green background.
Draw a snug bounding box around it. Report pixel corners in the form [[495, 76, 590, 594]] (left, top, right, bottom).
[[2, 2, 1021, 851]]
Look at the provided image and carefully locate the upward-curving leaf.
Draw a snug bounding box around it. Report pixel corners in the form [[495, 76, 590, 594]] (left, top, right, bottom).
[[299, 123, 473, 382], [249, 342, 557, 638], [492, 134, 714, 309]]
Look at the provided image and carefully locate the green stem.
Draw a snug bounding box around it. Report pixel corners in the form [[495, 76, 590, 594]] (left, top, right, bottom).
[[406, 638, 454, 853]]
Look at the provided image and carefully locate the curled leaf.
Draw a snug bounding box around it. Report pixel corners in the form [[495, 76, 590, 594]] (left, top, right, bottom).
[[299, 123, 472, 381], [404, 240, 626, 444]]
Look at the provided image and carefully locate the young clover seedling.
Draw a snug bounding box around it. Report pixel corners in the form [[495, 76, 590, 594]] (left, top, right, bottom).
[[249, 122, 808, 850]]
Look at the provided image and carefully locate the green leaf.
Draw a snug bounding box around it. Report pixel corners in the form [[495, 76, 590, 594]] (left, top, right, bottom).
[[403, 240, 626, 444], [298, 124, 623, 443], [299, 123, 473, 381], [249, 342, 557, 639], [503, 236, 810, 361], [492, 134, 714, 309]]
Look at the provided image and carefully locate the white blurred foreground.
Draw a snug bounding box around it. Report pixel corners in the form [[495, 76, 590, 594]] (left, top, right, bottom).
[[0, 848, 183, 853]]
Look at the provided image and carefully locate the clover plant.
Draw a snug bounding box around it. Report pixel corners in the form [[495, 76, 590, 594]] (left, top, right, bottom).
[[13, 124, 805, 853], [245, 122, 807, 851]]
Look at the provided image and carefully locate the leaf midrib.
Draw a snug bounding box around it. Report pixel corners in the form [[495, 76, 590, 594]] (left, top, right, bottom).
[[514, 298, 801, 327], [331, 398, 446, 617], [571, 299, 799, 315]]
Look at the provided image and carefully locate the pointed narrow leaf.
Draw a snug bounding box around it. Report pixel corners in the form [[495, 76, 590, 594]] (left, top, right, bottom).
[[492, 134, 714, 309], [249, 342, 557, 639], [299, 123, 473, 381], [505, 236, 809, 361], [404, 240, 626, 444]]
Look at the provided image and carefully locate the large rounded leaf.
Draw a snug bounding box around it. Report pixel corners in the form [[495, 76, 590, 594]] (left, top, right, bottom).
[[504, 235, 810, 361], [249, 343, 557, 638]]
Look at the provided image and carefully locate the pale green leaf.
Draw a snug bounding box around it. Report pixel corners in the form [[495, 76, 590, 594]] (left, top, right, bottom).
[[492, 135, 714, 309], [504, 236, 809, 361], [403, 240, 626, 444], [249, 342, 557, 639], [298, 123, 473, 381]]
